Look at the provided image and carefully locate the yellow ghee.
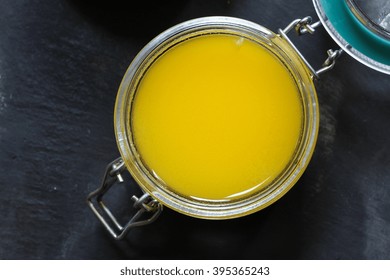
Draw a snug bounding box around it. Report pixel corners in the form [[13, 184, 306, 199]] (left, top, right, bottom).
[[132, 34, 303, 201]]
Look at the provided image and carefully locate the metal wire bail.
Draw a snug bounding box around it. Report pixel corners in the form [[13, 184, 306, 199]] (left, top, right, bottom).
[[87, 157, 163, 240], [278, 17, 343, 78]]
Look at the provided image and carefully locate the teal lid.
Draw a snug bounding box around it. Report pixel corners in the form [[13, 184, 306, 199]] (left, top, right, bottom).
[[313, 0, 390, 74]]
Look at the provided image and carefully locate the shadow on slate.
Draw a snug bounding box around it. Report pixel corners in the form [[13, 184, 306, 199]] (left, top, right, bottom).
[[66, 0, 187, 38]]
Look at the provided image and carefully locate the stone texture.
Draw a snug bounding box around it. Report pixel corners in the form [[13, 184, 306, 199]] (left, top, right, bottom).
[[0, 0, 389, 259]]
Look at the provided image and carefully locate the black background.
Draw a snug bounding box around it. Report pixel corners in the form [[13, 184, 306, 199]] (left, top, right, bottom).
[[1, 0, 390, 260]]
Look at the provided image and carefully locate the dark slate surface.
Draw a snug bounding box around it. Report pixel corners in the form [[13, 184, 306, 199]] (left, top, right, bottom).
[[0, 0, 389, 260]]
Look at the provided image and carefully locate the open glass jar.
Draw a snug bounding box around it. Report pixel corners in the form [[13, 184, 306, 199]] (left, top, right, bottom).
[[88, 0, 390, 239]]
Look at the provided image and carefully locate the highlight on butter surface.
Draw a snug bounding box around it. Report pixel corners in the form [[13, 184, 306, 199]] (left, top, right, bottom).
[[131, 34, 303, 202]]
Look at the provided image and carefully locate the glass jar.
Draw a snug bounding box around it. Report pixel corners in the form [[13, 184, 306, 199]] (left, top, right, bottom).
[[115, 17, 318, 219]]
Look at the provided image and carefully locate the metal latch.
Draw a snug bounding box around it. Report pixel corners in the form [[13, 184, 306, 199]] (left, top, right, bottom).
[[87, 157, 163, 240], [278, 16, 344, 78]]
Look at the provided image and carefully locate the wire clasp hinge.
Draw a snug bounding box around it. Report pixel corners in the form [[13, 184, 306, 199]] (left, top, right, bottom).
[[87, 157, 163, 240], [278, 16, 344, 78]]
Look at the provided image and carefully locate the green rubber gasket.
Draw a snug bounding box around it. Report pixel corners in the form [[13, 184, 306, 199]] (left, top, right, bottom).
[[313, 0, 390, 74]]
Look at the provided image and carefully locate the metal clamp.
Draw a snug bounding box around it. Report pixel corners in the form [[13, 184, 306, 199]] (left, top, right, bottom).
[[87, 157, 163, 240], [278, 16, 344, 78]]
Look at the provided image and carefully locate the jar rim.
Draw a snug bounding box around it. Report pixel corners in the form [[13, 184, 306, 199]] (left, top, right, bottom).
[[114, 16, 319, 219]]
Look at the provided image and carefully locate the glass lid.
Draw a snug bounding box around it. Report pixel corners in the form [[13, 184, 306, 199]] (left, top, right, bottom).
[[313, 0, 390, 74], [346, 0, 390, 39]]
